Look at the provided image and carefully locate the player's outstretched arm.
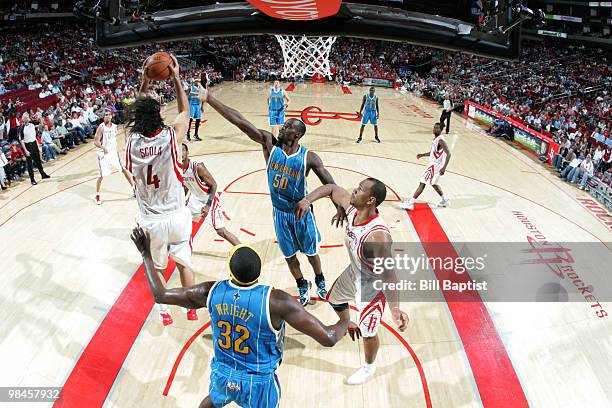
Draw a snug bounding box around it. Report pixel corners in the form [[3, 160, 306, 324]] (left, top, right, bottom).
[[270, 289, 349, 347], [294, 184, 351, 221], [137, 58, 151, 98], [169, 55, 189, 146], [307, 152, 347, 226], [130, 227, 213, 309], [207, 93, 274, 151]]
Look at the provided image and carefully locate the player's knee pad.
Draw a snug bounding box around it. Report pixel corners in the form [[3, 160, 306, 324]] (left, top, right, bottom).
[[329, 302, 349, 312]]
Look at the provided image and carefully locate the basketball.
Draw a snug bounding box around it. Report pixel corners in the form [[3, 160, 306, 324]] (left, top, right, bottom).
[[145, 52, 174, 81]]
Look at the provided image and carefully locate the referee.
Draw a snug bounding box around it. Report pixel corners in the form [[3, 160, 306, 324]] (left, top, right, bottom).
[[440, 94, 453, 134], [19, 114, 50, 185]]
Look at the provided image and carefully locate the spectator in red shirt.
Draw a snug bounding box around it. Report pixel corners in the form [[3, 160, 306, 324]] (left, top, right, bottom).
[[8, 144, 27, 180]]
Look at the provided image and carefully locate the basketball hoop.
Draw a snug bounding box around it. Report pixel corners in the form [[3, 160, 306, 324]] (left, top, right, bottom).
[[275, 35, 337, 79]]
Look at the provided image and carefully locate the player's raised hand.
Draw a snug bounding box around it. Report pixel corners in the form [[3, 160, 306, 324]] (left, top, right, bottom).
[[293, 198, 311, 220], [130, 227, 150, 254], [348, 321, 361, 341], [141, 57, 150, 79], [331, 206, 347, 228], [168, 54, 180, 78], [392, 308, 409, 332]]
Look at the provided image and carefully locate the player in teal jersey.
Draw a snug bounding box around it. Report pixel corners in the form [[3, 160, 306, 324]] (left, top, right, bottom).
[[203, 90, 347, 306], [267, 80, 291, 138], [187, 78, 206, 141], [131, 228, 349, 408], [356, 87, 380, 144]]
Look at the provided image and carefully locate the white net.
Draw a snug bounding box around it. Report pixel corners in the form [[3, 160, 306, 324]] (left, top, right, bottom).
[[275, 35, 337, 79]]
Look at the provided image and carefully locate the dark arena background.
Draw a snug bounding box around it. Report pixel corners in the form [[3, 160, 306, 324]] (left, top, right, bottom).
[[0, 1, 611, 407]]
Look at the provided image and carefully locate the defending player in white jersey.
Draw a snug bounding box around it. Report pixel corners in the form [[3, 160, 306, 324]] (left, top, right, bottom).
[[93, 108, 135, 205], [126, 54, 196, 326], [398, 122, 451, 210], [294, 177, 409, 385], [181, 143, 241, 246]]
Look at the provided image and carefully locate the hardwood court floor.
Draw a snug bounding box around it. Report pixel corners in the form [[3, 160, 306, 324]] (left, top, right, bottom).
[[0, 82, 610, 408]]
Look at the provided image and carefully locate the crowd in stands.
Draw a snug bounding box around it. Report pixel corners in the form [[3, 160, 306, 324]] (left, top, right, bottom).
[[197, 36, 434, 83], [200, 36, 284, 81], [404, 41, 611, 196], [1, 21, 610, 200], [0, 22, 222, 191], [331, 38, 435, 84]]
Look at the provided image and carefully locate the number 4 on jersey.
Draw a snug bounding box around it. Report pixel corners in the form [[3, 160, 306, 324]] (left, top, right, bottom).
[[147, 165, 160, 189]]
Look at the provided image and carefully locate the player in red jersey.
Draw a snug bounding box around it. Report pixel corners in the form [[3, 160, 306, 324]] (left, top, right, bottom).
[[398, 122, 451, 210], [93, 108, 134, 205], [181, 143, 241, 246], [126, 55, 196, 325], [295, 177, 409, 385]]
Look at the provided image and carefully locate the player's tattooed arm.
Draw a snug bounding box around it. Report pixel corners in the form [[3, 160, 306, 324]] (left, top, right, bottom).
[[130, 227, 213, 309], [439, 138, 451, 175], [138, 58, 151, 97], [270, 289, 349, 347], [169, 55, 189, 146]]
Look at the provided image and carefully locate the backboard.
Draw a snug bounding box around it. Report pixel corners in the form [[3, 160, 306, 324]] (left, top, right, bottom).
[[94, 1, 522, 59]]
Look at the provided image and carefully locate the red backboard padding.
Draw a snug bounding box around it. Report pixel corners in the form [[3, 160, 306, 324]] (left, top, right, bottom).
[[247, 0, 342, 21]]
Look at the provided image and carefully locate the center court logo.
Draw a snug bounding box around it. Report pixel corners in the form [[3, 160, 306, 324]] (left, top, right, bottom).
[[285, 106, 362, 126]]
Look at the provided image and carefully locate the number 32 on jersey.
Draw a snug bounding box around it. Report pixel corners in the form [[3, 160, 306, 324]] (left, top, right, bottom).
[[217, 321, 251, 354]]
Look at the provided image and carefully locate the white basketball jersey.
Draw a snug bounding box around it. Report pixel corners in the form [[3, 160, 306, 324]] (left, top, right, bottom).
[[344, 206, 390, 278], [98, 123, 118, 152], [183, 159, 217, 203], [126, 127, 185, 216], [429, 135, 446, 167]]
